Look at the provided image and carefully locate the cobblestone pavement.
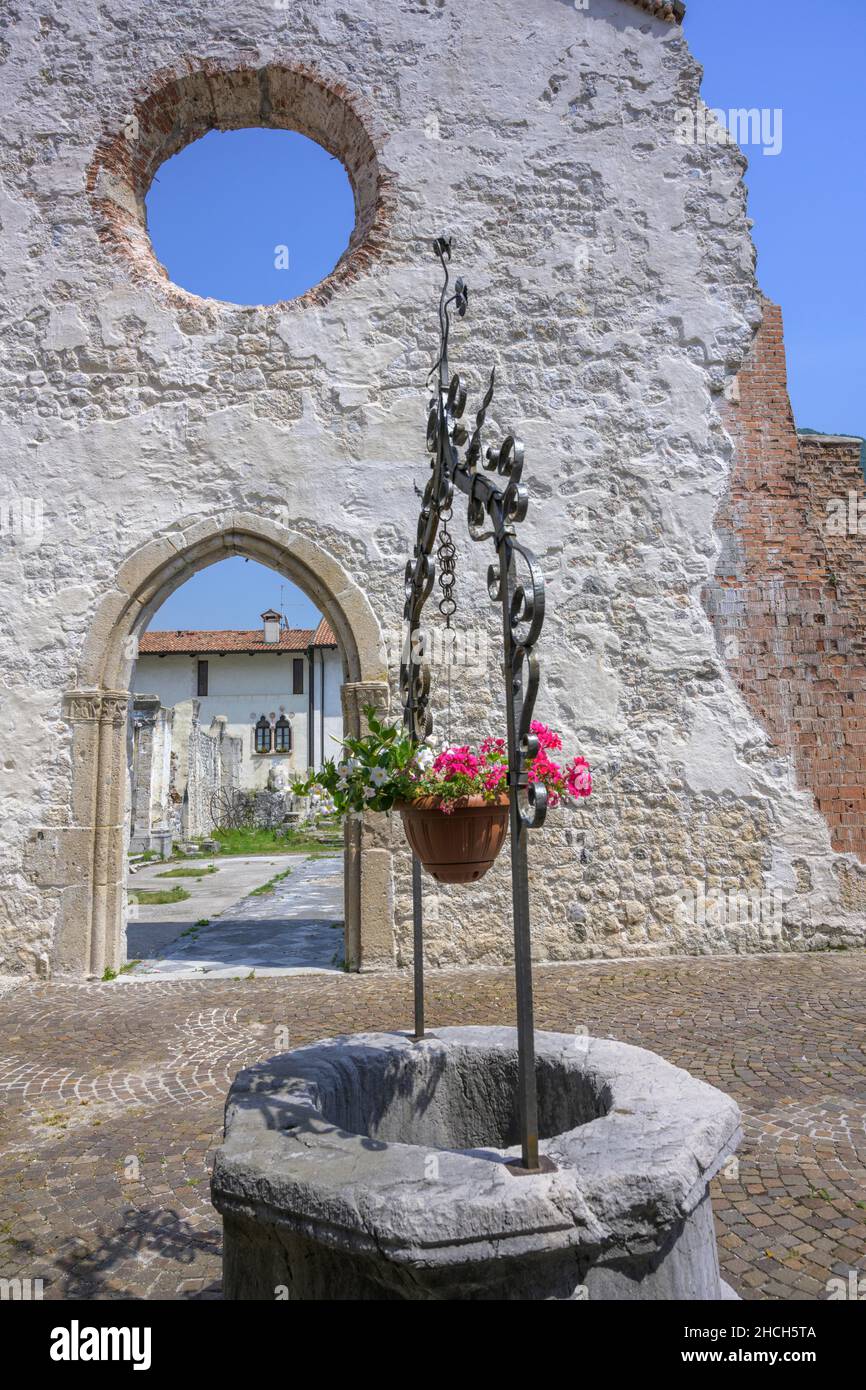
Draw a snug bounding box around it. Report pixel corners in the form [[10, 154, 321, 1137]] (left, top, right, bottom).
[[127, 856, 344, 980], [0, 951, 864, 1301]]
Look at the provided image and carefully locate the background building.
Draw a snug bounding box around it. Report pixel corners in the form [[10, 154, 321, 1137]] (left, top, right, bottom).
[[137, 610, 341, 782], [129, 612, 342, 846]]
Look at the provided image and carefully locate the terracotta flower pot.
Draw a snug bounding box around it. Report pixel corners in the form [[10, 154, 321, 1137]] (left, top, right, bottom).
[[396, 793, 510, 884]]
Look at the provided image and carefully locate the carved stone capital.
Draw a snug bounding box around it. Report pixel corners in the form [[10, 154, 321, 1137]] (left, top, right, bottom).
[[341, 680, 390, 736], [63, 690, 102, 723], [63, 689, 129, 726], [101, 692, 129, 727]]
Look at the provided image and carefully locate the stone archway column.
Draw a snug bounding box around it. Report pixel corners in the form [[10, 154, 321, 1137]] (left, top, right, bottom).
[[52, 690, 129, 978], [341, 681, 394, 971]]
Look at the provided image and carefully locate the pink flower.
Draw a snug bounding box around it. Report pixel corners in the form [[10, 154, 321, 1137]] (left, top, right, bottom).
[[530, 720, 562, 753], [483, 765, 507, 791], [432, 746, 481, 781], [480, 736, 507, 763], [528, 750, 562, 781], [412, 723, 589, 814], [566, 756, 592, 799], [528, 749, 564, 809]]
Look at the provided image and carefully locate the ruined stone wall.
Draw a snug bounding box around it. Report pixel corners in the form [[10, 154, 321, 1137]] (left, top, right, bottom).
[[183, 717, 221, 841], [1, 0, 864, 976], [704, 299, 866, 870], [129, 694, 173, 850]]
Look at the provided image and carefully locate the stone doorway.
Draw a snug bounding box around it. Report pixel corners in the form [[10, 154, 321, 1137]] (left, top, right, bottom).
[[48, 512, 394, 978]]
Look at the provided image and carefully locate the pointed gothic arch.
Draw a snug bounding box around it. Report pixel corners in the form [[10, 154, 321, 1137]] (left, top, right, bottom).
[[52, 511, 394, 978]]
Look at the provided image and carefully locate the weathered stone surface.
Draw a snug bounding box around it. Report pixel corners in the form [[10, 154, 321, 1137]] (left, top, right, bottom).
[[1, 0, 863, 977], [212, 1026, 741, 1299]]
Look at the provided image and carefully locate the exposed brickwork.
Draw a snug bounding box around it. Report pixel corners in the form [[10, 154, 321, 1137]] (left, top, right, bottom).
[[704, 299, 866, 859]]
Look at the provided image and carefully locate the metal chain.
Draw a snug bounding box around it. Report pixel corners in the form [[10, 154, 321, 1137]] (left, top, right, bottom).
[[436, 505, 457, 629], [437, 505, 457, 742]]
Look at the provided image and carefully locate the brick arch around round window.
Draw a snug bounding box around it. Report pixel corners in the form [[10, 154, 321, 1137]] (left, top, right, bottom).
[[86, 58, 394, 311]]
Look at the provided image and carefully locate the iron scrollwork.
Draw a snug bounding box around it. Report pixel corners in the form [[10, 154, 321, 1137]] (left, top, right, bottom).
[[402, 235, 548, 832], [401, 236, 547, 1170]]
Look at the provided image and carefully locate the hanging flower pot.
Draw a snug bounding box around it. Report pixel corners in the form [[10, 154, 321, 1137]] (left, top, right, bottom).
[[396, 792, 510, 884], [291, 706, 590, 889]]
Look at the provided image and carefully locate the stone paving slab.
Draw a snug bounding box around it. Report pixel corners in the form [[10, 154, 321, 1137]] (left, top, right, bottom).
[[0, 951, 864, 1301], [126, 856, 344, 980], [127, 853, 302, 933]]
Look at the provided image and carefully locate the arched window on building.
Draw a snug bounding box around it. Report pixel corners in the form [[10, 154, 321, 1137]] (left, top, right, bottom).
[[254, 715, 272, 754], [274, 715, 292, 754]]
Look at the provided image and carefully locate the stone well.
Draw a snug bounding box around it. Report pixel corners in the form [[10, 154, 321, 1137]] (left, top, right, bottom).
[[212, 1027, 741, 1300]]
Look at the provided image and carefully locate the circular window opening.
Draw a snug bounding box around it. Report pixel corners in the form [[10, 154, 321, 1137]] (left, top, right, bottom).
[[87, 62, 388, 309], [145, 129, 355, 305]]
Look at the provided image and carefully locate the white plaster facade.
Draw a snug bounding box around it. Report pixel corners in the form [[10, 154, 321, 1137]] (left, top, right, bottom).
[[135, 622, 343, 787], [1, 0, 864, 980]]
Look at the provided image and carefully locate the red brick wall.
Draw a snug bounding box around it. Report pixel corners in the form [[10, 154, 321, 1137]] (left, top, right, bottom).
[[704, 299, 866, 858]]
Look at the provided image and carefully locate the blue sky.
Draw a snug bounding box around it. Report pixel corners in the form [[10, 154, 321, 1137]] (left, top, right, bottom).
[[149, 0, 864, 630], [152, 557, 322, 631], [684, 0, 865, 437], [146, 128, 355, 305]]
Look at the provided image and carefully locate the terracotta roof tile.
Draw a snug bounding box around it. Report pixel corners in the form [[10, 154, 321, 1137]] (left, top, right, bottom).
[[312, 616, 338, 647], [139, 621, 337, 655]]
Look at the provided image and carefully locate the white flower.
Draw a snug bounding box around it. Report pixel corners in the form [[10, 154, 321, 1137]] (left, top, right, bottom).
[[370, 766, 389, 787], [415, 746, 435, 771], [363, 786, 376, 800], [346, 758, 361, 773], [337, 762, 351, 779]]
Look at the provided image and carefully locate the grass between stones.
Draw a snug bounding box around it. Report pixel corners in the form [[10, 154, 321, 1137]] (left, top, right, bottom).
[[250, 868, 293, 897], [208, 827, 340, 857], [156, 864, 219, 879], [129, 825, 344, 868], [102, 960, 140, 981], [128, 885, 192, 906]]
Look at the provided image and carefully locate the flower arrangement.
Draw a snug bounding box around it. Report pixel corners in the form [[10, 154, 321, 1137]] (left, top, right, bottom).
[[293, 707, 591, 815]]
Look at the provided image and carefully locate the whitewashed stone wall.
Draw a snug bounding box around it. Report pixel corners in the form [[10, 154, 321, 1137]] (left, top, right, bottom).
[[0, 0, 863, 977]]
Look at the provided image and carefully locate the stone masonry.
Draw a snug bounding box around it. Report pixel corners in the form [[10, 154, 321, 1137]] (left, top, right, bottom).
[[1, 0, 865, 978]]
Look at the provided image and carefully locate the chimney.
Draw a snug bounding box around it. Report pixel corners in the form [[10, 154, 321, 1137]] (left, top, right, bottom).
[[261, 609, 281, 645]]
